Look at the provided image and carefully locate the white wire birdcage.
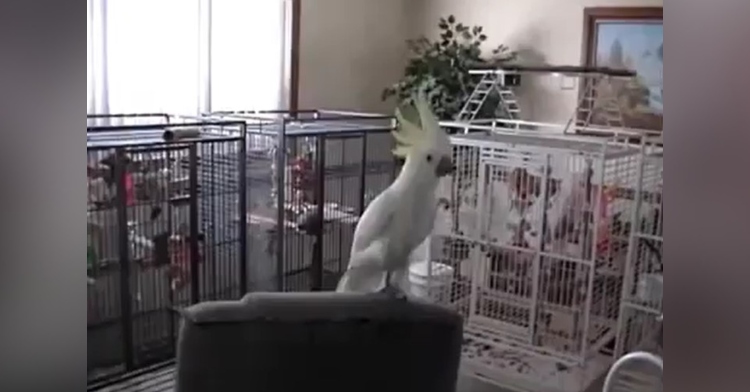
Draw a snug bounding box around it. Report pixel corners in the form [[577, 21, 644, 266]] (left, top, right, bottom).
[[411, 65, 664, 392], [611, 138, 663, 392], [421, 128, 654, 392], [400, 62, 663, 392], [615, 137, 662, 354]]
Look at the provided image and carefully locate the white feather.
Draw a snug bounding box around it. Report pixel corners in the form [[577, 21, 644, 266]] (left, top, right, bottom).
[[336, 89, 452, 294]]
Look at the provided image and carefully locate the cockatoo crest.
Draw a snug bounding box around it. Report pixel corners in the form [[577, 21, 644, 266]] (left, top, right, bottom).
[[391, 90, 449, 159]]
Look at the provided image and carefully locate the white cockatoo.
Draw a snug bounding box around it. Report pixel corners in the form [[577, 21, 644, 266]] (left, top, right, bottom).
[[336, 90, 454, 296]]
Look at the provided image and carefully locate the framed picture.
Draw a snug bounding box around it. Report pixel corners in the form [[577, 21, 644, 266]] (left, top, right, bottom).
[[581, 7, 663, 132]]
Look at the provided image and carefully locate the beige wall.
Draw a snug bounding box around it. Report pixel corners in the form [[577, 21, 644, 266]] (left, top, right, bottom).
[[299, 0, 662, 122], [403, 0, 663, 123], [298, 0, 419, 113]]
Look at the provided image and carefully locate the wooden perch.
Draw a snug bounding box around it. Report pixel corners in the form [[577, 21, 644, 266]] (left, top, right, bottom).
[[470, 63, 636, 77]]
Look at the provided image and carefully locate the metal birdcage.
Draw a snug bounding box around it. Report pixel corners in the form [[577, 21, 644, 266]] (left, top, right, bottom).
[[203, 109, 398, 293], [86, 114, 248, 382], [416, 65, 663, 392], [616, 143, 663, 360], [429, 130, 643, 392], [603, 139, 663, 392]]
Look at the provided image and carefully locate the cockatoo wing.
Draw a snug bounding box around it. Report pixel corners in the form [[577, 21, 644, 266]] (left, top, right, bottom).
[[335, 191, 400, 293], [347, 191, 398, 260], [336, 239, 389, 293]]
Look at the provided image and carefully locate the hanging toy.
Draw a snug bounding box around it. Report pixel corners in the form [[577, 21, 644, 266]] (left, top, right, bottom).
[[290, 147, 315, 205], [87, 243, 96, 271], [99, 152, 136, 207], [87, 245, 97, 285], [595, 185, 616, 255], [124, 171, 136, 207], [168, 230, 205, 292], [87, 223, 98, 285]]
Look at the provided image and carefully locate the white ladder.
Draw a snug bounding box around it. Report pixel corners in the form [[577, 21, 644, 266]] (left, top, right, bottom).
[[576, 75, 626, 130], [456, 72, 520, 122]]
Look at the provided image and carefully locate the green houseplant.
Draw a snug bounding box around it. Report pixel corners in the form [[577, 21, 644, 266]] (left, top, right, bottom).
[[382, 15, 517, 120]]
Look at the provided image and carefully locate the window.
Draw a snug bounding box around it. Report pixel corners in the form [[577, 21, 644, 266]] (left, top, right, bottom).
[[87, 0, 289, 115], [211, 0, 286, 111], [87, 0, 93, 112]]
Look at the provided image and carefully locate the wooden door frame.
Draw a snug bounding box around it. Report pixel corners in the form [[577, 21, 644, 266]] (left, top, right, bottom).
[[289, 0, 301, 112]]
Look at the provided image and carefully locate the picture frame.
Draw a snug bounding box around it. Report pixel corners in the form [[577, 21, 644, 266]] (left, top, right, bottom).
[[581, 7, 663, 132]]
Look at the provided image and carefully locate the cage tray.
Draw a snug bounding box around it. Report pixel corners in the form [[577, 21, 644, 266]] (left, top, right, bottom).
[[462, 333, 611, 392]]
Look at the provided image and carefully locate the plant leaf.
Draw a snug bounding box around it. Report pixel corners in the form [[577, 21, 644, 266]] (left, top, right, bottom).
[[387, 16, 516, 120]]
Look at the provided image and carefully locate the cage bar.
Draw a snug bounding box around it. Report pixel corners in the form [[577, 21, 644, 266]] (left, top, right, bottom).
[[87, 114, 247, 384], [423, 67, 663, 390], [202, 109, 398, 293]]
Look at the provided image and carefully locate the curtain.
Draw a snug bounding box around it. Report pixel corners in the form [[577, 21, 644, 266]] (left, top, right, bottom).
[[87, 0, 288, 115]]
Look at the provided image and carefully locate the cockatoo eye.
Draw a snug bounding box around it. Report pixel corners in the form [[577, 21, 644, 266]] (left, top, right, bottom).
[[426, 154, 433, 163]]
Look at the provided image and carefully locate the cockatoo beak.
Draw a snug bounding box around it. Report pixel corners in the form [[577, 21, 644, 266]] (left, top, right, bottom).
[[436, 156, 454, 177]]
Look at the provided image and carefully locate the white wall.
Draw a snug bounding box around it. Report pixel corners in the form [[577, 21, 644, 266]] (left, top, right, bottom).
[[298, 0, 419, 113], [409, 0, 663, 124], [298, 0, 662, 121]]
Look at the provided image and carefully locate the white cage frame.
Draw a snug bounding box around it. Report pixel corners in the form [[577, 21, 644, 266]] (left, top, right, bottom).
[[615, 138, 663, 359], [416, 66, 663, 392]]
